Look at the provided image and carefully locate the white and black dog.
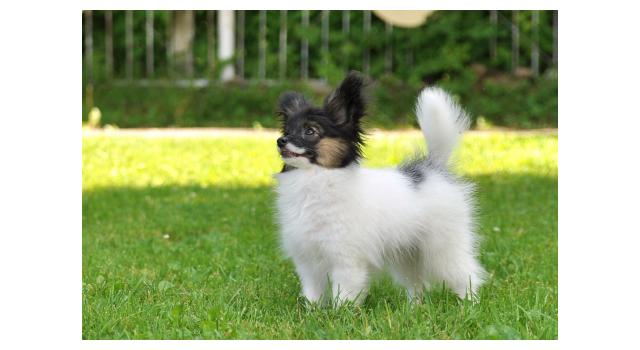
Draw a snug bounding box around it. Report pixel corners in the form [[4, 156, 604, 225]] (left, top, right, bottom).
[[274, 71, 486, 305]]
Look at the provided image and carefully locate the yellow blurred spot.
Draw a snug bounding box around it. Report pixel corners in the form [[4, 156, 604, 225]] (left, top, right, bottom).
[[88, 107, 102, 128]]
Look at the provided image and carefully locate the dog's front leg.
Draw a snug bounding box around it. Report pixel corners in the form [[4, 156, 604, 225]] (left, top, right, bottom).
[[295, 262, 328, 304], [330, 265, 370, 306]]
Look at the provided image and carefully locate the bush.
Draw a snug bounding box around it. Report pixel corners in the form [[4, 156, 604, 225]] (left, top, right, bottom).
[[83, 72, 557, 129], [464, 74, 558, 128]]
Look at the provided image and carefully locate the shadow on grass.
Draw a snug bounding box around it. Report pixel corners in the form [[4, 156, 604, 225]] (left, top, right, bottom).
[[83, 172, 556, 249], [82, 172, 557, 339]]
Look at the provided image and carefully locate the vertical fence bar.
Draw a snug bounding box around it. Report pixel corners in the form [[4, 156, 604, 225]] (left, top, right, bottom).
[[105, 10, 113, 79], [552, 10, 558, 68], [279, 10, 287, 80], [490, 10, 497, 63], [125, 10, 133, 80], [406, 24, 413, 69], [321, 10, 329, 79], [301, 10, 309, 80], [146, 10, 154, 78], [531, 10, 539, 77], [363, 10, 371, 77], [185, 10, 194, 78], [385, 22, 393, 74], [342, 10, 350, 72], [342, 10, 350, 33], [511, 10, 519, 74], [258, 10, 267, 80], [169, 11, 196, 79], [84, 10, 93, 82], [218, 10, 235, 81], [237, 10, 245, 79], [166, 11, 173, 78], [207, 10, 216, 78]]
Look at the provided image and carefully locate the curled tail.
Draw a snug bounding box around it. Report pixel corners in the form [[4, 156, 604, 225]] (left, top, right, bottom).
[[415, 87, 470, 168]]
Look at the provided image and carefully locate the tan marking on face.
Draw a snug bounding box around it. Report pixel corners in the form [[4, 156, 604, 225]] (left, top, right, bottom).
[[316, 138, 349, 168]]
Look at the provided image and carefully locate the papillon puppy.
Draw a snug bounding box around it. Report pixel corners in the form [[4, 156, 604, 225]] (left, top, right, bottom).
[[274, 71, 486, 305]]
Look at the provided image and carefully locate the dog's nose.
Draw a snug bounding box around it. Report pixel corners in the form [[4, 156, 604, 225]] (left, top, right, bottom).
[[277, 136, 288, 148]]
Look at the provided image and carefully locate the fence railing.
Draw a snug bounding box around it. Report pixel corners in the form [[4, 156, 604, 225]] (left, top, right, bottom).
[[82, 10, 558, 84]]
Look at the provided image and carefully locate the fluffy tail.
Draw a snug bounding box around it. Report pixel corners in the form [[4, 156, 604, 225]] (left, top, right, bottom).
[[415, 87, 470, 168]]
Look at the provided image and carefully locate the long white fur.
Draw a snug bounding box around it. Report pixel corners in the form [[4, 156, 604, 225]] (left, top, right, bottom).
[[275, 87, 486, 305], [415, 87, 471, 167]]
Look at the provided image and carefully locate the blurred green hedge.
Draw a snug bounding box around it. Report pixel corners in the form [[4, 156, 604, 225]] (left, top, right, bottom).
[[83, 70, 557, 129], [83, 10, 557, 129]]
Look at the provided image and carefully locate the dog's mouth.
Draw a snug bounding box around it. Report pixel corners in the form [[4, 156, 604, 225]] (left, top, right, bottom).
[[280, 149, 308, 158]]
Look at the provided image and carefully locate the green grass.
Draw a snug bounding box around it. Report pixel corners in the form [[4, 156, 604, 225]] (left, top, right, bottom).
[[82, 131, 557, 339]]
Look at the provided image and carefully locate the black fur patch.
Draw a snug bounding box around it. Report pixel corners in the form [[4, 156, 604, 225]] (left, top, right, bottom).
[[398, 154, 453, 187], [398, 156, 427, 186], [281, 164, 295, 173], [278, 92, 309, 119]]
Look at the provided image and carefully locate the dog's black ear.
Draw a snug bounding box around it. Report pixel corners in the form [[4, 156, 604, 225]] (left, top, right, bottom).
[[323, 71, 366, 126], [278, 92, 309, 120]]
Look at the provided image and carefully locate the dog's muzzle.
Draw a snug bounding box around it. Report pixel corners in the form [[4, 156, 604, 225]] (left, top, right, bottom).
[[277, 137, 309, 158]]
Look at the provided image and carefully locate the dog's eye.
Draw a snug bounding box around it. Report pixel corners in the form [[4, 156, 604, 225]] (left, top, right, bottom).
[[304, 127, 315, 136]]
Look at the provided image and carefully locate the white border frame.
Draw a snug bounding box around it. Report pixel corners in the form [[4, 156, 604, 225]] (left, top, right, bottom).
[[5, 0, 640, 349]]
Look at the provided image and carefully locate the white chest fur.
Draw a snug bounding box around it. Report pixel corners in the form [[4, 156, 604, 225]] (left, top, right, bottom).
[[275, 166, 356, 262]]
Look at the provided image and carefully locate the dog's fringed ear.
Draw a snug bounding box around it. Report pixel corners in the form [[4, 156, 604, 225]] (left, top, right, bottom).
[[324, 71, 366, 126], [278, 92, 309, 120]]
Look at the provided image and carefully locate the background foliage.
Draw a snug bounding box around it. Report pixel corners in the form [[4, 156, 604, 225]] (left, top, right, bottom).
[[83, 10, 557, 129]]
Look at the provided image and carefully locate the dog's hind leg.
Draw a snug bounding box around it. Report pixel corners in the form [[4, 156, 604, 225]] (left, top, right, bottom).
[[422, 233, 486, 300], [388, 249, 430, 302]]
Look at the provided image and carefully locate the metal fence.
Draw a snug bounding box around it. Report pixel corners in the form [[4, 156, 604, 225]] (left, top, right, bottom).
[[82, 10, 558, 84]]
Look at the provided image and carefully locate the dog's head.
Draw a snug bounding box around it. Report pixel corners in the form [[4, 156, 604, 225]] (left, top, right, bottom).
[[276, 71, 366, 169]]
